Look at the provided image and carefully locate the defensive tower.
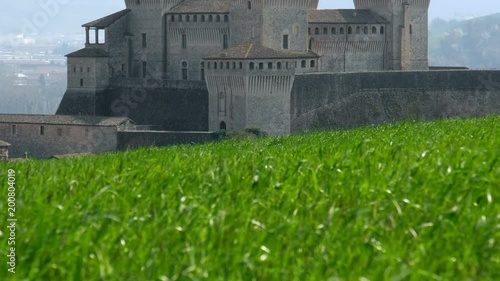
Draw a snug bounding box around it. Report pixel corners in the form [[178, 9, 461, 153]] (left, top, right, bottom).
[[354, 0, 430, 70]]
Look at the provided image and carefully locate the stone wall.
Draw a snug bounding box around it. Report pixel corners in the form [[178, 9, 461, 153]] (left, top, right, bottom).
[[0, 123, 119, 159], [117, 131, 215, 150], [291, 70, 500, 133]]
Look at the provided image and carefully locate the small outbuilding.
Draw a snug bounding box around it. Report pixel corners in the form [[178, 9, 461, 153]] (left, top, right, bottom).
[[0, 140, 11, 161]]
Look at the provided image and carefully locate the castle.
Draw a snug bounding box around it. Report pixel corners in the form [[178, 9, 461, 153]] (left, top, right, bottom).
[[61, 0, 433, 135]]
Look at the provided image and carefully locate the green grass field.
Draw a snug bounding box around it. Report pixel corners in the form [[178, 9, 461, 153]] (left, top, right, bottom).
[[1, 116, 499, 281]]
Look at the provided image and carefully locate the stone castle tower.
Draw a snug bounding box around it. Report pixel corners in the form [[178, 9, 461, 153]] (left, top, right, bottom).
[[354, 0, 431, 70]]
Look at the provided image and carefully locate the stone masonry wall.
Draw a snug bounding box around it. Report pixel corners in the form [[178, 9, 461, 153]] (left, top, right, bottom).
[[291, 70, 500, 133]]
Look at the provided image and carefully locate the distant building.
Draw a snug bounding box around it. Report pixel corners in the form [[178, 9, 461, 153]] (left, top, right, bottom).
[[0, 115, 135, 159], [0, 140, 11, 161]]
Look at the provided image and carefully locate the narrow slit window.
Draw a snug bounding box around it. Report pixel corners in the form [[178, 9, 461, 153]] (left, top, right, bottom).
[[283, 34, 289, 49]]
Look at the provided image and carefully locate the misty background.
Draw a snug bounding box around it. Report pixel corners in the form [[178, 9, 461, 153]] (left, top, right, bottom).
[[1, 0, 499, 114]]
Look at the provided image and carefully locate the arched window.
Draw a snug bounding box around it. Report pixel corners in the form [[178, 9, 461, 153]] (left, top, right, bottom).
[[214, 62, 218, 70], [323, 27, 328, 34], [193, 15, 197, 22], [171, 15, 175, 22], [226, 61, 230, 69], [277, 62, 282, 69], [340, 27, 345, 34], [348, 26, 352, 34], [209, 15, 213, 22], [178, 15, 182, 22], [219, 93, 226, 116], [268, 62, 273, 69], [249, 62, 255, 70], [332, 27, 336, 35], [372, 26, 377, 34], [220, 121, 227, 130], [356, 26, 361, 34], [233, 62, 236, 69], [248, 1, 252, 9], [310, 60, 315, 68], [258, 62, 264, 69], [201, 15, 205, 22], [301, 60, 306, 68], [364, 26, 368, 34], [216, 15, 221, 22], [309, 39, 312, 49], [220, 61, 223, 69], [224, 15, 229, 22], [315, 27, 319, 35], [380, 26, 385, 34], [186, 15, 190, 22], [239, 62, 243, 69]]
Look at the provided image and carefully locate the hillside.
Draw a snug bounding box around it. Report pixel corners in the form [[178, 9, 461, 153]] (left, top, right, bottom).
[[429, 13, 500, 68], [1, 116, 499, 280]]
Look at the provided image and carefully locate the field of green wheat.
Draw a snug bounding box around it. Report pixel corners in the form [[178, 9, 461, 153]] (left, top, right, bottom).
[[1, 116, 499, 281]]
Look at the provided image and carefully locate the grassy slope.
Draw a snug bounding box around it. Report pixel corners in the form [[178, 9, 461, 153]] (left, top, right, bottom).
[[1, 117, 499, 281]]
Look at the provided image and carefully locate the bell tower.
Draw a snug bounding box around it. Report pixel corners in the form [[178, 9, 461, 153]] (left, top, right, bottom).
[[354, 0, 431, 70]]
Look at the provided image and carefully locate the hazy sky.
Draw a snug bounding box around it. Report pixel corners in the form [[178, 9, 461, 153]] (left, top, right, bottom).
[[1, 1, 499, 36]]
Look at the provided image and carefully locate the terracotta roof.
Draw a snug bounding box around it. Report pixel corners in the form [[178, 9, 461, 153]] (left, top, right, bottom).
[[205, 42, 320, 60], [0, 140, 11, 147], [83, 9, 131, 28], [309, 9, 388, 24], [168, 0, 230, 14], [0, 115, 132, 127], [66, 48, 109, 58]]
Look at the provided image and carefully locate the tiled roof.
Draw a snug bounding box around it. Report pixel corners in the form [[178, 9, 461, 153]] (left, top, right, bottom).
[[66, 48, 110, 58], [168, 0, 230, 14], [0, 115, 132, 127], [0, 140, 11, 147], [205, 42, 320, 60], [83, 9, 131, 28], [309, 9, 388, 24]]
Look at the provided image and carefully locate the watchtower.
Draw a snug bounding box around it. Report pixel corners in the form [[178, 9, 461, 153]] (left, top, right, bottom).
[[354, 0, 431, 70]]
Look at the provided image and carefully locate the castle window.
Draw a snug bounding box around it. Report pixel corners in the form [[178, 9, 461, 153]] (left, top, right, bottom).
[[233, 62, 236, 69], [142, 61, 147, 78], [283, 34, 289, 49], [332, 27, 336, 35], [216, 15, 221, 22], [348, 26, 352, 34], [224, 15, 229, 22], [219, 93, 226, 116], [207, 62, 211, 69], [209, 15, 213, 22], [136, 0, 140, 4], [186, 15, 190, 22], [315, 28, 319, 35], [286, 62, 289, 69], [87, 67, 90, 73], [410, 24, 413, 34], [309, 39, 312, 49], [372, 26, 377, 34], [121, 64, 125, 72], [171, 15, 175, 22], [248, 1, 252, 9], [301, 60, 306, 68], [98, 29, 105, 44], [364, 26, 368, 34], [268, 62, 273, 69], [214, 62, 218, 70], [142, 33, 147, 48], [258, 62, 264, 70], [249, 62, 255, 70], [11, 125, 16, 135], [310, 60, 315, 68], [223, 34, 228, 49], [80, 79, 84, 87], [323, 27, 328, 35], [40, 126, 45, 136], [73, 67, 76, 73], [226, 62, 230, 69], [179, 15, 182, 22], [201, 15, 205, 22], [356, 26, 361, 34], [308, 28, 311, 35], [277, 62, 282, 69], [340, 27, 345, 34], [182, 34, 187, 49], [239, 62, 243, 69], [220, 121, 227, 130], [380, 26, 384, 34], [193, 15, 198, 22], [201, 68, 205, 81], [220, 61, 223, 69]]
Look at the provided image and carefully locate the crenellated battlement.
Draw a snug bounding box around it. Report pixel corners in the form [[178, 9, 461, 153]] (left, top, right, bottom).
[[124, 0, 184, 10]]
